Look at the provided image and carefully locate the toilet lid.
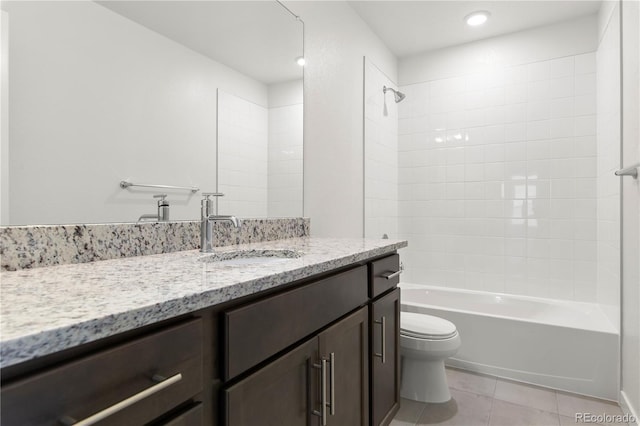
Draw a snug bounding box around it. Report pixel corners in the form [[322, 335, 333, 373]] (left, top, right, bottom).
[[400, 312, 457, 339]]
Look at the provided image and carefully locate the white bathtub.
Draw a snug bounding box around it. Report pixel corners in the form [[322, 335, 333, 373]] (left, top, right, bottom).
[[400, 283, 619, 400]]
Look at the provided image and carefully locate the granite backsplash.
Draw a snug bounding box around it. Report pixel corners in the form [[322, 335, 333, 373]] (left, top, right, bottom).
[[0, 218, 310, 271]]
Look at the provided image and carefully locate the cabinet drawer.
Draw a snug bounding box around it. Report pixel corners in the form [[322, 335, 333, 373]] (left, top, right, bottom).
[[224, 265, 368, 380], [369, 254, 400, 298], [1, 319, 203, 426], [158, 402, 203, 426]]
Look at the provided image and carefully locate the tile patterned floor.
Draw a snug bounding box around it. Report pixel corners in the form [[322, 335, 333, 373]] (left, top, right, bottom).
[[391, 367, 626, 426]]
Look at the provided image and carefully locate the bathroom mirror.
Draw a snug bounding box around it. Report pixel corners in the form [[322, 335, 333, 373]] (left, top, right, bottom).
[[0, 0, 303, 225]]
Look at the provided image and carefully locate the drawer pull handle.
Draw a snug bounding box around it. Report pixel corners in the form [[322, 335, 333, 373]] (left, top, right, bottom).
[[329, 352, 335, 416], [381, 263, 404, 280], [311, 359, 327, 425], [59, 373, 182, 426], [374, 316, 386, 364]]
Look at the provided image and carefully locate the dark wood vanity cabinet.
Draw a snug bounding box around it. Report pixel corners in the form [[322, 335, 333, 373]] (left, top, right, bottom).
[[1, 253, 401, 426], [223, 265, 370, 426], [223, 255, 401, 426], [225, 308, 369, 426]]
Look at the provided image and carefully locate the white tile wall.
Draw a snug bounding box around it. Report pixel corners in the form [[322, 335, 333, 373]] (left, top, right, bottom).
[[268, 103, 304, 217], [218, 90, 268, 217], [398, 54, 599, 301], [364, 60, 398, 239], [596, 3, 621, 328]]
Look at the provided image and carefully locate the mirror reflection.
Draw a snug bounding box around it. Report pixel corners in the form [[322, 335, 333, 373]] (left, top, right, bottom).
[[0, 0, 303, 225]]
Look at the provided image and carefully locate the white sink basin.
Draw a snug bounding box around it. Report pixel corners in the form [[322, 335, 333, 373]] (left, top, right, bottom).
[[198, 249, 301, 266]]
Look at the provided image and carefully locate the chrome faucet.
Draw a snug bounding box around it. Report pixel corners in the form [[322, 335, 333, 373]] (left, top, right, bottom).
[[138, 194, 170, 222], [200, 193, 241, 252]]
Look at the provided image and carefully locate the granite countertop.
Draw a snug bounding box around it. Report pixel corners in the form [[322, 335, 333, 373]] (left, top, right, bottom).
[[0, 237, 407, 369]]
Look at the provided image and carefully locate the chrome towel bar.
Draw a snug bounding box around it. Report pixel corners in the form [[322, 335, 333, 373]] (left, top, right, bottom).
[[120, 180, 200, 193]]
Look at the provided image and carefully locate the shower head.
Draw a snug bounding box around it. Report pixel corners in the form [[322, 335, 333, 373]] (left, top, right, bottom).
[[383, 85, 406, 103]]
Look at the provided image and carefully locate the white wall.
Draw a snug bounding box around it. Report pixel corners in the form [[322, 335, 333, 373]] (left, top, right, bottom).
[[364, 59, 398, 239], [268, 79, 303, 109], [218, 90, 269, 218], [621, 0, 640, 421], [596, 1, 621, 330], [399, 15, 597, 86], [2, 1, 267, 225], [286, 1, 397, 238], [397, 18, 600, 302], [0, 11, 8, 224]]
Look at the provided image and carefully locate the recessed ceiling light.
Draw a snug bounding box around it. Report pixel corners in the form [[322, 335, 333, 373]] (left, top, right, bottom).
[[296, 56, 306, 66], [465, 11, 490, 27]]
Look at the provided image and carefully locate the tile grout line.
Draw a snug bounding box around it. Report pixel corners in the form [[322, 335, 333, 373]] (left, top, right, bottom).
[[491, 394, 561, 416], [485, 374, 498, 425], [487, 393, 496, 426], [553, 389, 561, 425], [414, 401, 426, 426]]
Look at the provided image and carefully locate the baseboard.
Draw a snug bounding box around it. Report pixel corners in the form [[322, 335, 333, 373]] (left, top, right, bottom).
[[620, 390, 639, 426]]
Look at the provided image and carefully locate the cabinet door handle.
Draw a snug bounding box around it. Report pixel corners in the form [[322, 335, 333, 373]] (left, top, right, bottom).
[[59, 373, 182, 426], [329, 352, 335, 416], [381, 262, 404, 280], [312, 359, 327, 425], [374, 316, 386, 364]]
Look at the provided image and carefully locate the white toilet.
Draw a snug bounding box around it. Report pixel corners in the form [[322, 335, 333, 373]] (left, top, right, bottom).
[[400, 312, 461, 403]]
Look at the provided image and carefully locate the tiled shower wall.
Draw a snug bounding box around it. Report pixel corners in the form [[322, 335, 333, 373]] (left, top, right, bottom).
[[218, 90, 269, 217], [268, 103, 304, 217], [218, 89, 303, 219], [397, 53, 599, 302], [364, 59, 398, 239]]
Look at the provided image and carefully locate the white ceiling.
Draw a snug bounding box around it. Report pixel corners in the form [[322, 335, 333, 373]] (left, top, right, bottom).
[[98, 1, 303, 85], [348, 1, 602, 58]]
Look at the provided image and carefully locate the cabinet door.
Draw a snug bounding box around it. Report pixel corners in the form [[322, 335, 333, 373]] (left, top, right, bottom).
[[225, 338, 317, 426], [318, 308, 369, 426], [371, 288, 400, 426]]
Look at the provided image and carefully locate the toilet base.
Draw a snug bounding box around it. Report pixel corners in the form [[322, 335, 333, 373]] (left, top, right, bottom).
[[400, 357, 451, 403]]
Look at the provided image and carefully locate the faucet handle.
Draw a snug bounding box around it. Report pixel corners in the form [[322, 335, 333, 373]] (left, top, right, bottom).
[[201, 193, 224, 217], [153, 194, 169, 206]]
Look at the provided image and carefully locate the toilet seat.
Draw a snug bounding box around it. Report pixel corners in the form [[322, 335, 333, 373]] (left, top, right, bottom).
[[401, 312, 458, 340]]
